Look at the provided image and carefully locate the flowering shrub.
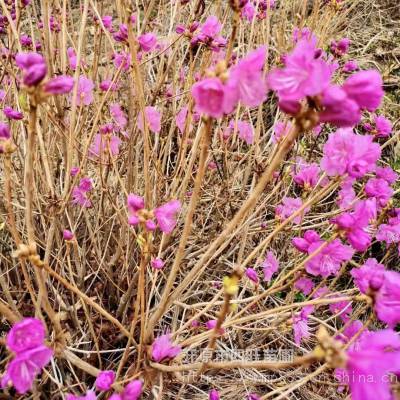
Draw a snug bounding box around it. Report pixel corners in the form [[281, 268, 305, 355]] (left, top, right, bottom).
[[0, 0, 398, 399]]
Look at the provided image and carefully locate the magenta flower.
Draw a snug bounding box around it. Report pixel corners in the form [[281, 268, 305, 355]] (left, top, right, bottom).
[[2, 318, 53, 394], [306, 239, 353, 277], [151, 334, 181, 362], [95, 370, 116, 391], [321, 128, 381, 178], [201, 16, 222, 38], [294, 277, 314, 295], [110, 103, 127, 130], [373, 115, 392, 138], [293, 158, 321, 189], [72, 177, 93, 208], [89, 134, 121, 158], [154, 200, 181, 234], [75, 76, 94, 106], [119, 380, 143, 400], [231, 119, 254, 145], [44, 75, 74, 95], [268, 38, 331, 104], [275, 196, 310, 224], [337, 178, 356, 209], [329, 298, 352, 322], [138, 32, 157, 52], [127, 193, 145, 226], [292, 230, 321, 253], [227, 46, 267, 108], [137, 106, 161, 134], [3, 106, 23, 120], [330, 38, 350, 56], [15, 52, 47, 86], [293, 305, 314, 345], [338, 329, 400, 400], [245, 267, 259, 284], [209, 389, 220, 400], [176, 106, 189, 134], [376, 166, 398, 184], [241, 2, 256, 21], [262, 251, 279, 282], [63, 229, 74, 241], [67, 47, 77, 70], [375, 270, 400, 328], [351, 258, 385, 295], [342, 70, 384, 112], [342, 60, 358, 73], [101, 15, 113, 31], [272, 121, 293, 143], [365, 178, 393, 207], [151, 258, 165, 270], [99, 79, 119, 92], [113, 51, 131, 71], [191, 77, 231, 118]]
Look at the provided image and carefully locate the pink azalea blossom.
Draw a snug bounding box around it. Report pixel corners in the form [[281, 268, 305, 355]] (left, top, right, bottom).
[[138, 32, 157, 52], [113, 51, 131, 71], [245, 267, 259, 284], [294, 277, 315, 295], [63, 229, 74, 241], [306, 239, 354, 277], [375, 270, 400, 328], [351, 258, 385, 295], [76, 76, 94, 106], [89, 134, 121, 158], [205, 319, 225, 334], [137, 106, 161, 134], [373, 115, 392, 138], [117, 380, 143, 400], [154, 200, 181, 234], [262, 251, 279, 282], [275, 196, 310, 224], [110, 103, 127, 130], [44, 75, 74, 95], [241, 2, 256, 21], [342, 70, 384, 112], [376, 220, 400, 245], [151, 334, 181, 362], [15, 52, 47, 86], [3, 106, 23, 120], [321, 128, 381, 178], [127, 194, 145, 226], [95, 370, 115, 391], [293, 305, 314, 345], [272, 121, 292, 143], [365, 178, 393, 207], [337, 178, 356, 209], [67, 47, 77, 70], [342, 60, 358, 73], [330, 38, 350, 56], [231, 119, 254, 145], [66, 391, 97, 400], [151, 258, 165, 270], [337, 329, 400, 400], [72, 177, 93, 208], [2, 318, 53, 394], [329, 298, 352, 322], [293, 158, 322, 189], [209, 389, 220, 400], [176, 106, 190, 134], [292, 230, 321, 253], [267, 38, 331, 104], [376, 166, 398, 184]]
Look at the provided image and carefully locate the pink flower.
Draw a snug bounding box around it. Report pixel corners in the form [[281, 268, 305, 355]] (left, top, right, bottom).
[[245, 267, 259, 284], [119, 380, 143, 400], [110, 103, 127, 130], [241, 2, 256, 21], [226, 46, 267, 108], [3, 106, 23, 120], [293, 305, 314, 345], [275, 196, 310, 224], [2, 318, 53, 394], [231, 119, 254, 145], [351, 258, 385, 294], [262, 251, 279, 282], [329, 298, 352, 322], [209, 389, 220, 400], [293, 158, 321, 189], [205, 319, 225, 334], [44, 75, 74, 95], [268, 39, 331, 104], [376, 222, 400, 245], [339, 329, 400, 400], [67, 47, 77, 70], [15, 52, 47, 86], [76, 76, 94, 106], [375, 270, 400, 328], [330, 38, 350, 56], [376, 166, 398, 184], [113, 51, 131, 71], [373, 115, 392, 138], [342, 60, 358, 73], [89, 134, 121, 158], [201, 16, 222, 38], [337, 178, 356, 209], [154, 200, 181, 234], [72, 177, 93, 208], [176, 106, 190, 134], [138, 32, 157, 52], [191, 77, 232, 118], [151, 334, 181, 362], [137, 106, 161, 134], [292, 230, 321, 253], [101, 15, 113, 31], [365, 178, 393, 207], [321, 128, 381, 178], [151, 258, 165, 270], [342, 70, 384, 112], [127, 194, 145, 226], [99, 79, 119, 92], [63, 229, 74, 241], [294, 277, 314, 295], [272, 121, 293, 143], [95, 370, 115, 391], [306, 239, 354, 277]]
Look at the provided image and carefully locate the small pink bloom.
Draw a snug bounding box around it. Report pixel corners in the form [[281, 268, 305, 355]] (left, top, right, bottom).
[[275, 196, 310, 224], [245, 268, 259, 284], [209, 389, 220, 400], [120, 380, 142, 400], [351, 258, 385, 294], [375, 271, 400, 328], [376, 166, 398, 184], [151, 258, 165, 270], [15, 52, 47, 86], [272, 121, 292, 143], [66, 391, 97, 400], [365, 178, 393, 207], [75, 76, 94, 106], [3, 106, 23, 120], [151, 334, 181, 362], [294, 277, 314, 295], [292, 230, 321, 253], [137, 106, 161, 134], [154, 200, 181, 234], [342, 60, 358, 73], [262, 251, 279, 282], [373, 115, 392, 138], [138, 32, 157, 52], [95, 370, 115, 391], [63, 229, 74, 241], [44, 75, 74, 95], [293, 305, 314, 345]]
